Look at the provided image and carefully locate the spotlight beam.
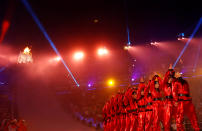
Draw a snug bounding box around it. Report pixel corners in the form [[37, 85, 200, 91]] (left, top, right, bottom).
[[173, 17, 202, 68], [127, 26, 131, 45], [124, 0, 131, 46], [21, 0, 80, 87]]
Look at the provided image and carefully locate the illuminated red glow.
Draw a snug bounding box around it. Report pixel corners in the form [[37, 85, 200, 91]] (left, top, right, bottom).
[[0, 20, 10, 43], [73, 51, 84, 60], [150, 42, 158, 46], [55, 56, 61, 61], [97, 48, 108, 56], [124, 45, 131, 50]]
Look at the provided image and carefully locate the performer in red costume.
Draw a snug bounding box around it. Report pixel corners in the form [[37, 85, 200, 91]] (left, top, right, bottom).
[[137, 77, 146, 99], [103, 100, 110, 131], [120, 93, 129, 131], [137, 89, 146, 131], [124, 89, 132, 131], [150, 75, 163, 131], [110, 96, 116, 131], [118, 91, 125, 131], [162, 65, 177, 131], [103, 101, 108, 131], [136, 78, 147, 131], [128, 88, 138, 131], [173, 72, 200, 131], [144, 78, 153, 131], [113, 93, 120, 131], [107, 99, 112, 131]]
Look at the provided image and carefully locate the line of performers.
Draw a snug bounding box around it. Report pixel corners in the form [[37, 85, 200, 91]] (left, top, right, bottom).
[[103, 65, 200, 131]]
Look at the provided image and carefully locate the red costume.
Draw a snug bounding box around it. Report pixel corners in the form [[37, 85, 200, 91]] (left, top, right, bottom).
[[172, 77, 199, 131], [119, 94, 129, 131], [113, 94, 120, 131], [150, 75, 163, 131], [123, 87, 138, 131], [17, 120, 27, 131], [102, 104, 107, 130], [144, 80, 153, 131], [117, 93, 124, 131], [123, 92, 131, 131], [103, 101, 110, 131], [136, 82, 147, 131], [162, 69, 176, 131], [128, 89, 138, 131], [137, 94, 146, 131], [137, 82, 146, 99], [110, 96, 116, 131]]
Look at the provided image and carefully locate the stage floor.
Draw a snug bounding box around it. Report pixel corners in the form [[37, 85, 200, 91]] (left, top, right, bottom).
[[16, 82, 93, 131]]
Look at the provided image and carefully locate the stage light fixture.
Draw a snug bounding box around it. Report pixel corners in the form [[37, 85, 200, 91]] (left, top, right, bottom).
[[150, 42, 158, 46], [74, 51, 84, 60], [55, 56, 61, 61], [177, 33, 185, 40], [124, 45, 131, 50], [107, 79, 115, 87], [98, 48, 108, 56]]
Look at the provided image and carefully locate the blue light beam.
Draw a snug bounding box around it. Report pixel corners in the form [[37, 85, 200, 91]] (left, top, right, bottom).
[[173, 17, 202, 68], [127, 26, 131, 45], [21, 0, 80, 87]]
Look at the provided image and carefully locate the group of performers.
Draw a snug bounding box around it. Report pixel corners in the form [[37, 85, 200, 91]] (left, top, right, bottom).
[[103, 65, 200, 131]]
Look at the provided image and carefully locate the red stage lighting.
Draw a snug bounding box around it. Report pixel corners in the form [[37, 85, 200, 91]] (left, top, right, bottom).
[[54, 56, 61, 61], [73, 51, 84, 60], [97, 48, 108, 56], [124, 45, 131, 50]]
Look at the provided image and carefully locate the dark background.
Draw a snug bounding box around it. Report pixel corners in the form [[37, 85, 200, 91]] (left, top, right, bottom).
[[0, 0, 202, 51]]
